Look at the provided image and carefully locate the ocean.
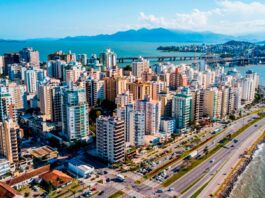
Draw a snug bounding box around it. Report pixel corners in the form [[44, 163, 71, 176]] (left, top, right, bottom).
[[230, 143, 265, 198]]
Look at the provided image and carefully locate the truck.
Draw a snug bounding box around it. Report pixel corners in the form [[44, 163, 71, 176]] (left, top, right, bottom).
[[184, 150, 198, 160], [116, 174, 125, 182], [211, 129, 221, 134]]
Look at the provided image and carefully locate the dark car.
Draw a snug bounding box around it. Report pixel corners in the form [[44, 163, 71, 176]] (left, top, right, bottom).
[[98, 191, 104, 195]]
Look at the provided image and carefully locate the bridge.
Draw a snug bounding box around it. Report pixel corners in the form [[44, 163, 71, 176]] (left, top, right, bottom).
[[117, 55, 208, 63], [117, 55, 265, 65]]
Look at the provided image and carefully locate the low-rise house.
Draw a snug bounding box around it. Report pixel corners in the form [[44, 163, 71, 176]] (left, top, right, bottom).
[[0, 182, 22, 198], [68, 159, 94, 178], [6, 164, 50, 190], [41, 170, 73, 189], [29, 146, 58, 164]]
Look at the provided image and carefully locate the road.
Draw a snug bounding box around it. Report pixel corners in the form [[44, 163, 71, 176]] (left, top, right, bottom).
[[161, 114, 257, 181], [198, 123, 265, 198], [169, 117, 265, 197]]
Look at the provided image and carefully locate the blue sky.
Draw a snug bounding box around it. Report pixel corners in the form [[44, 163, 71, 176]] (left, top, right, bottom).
[[1, 0, 265, 39]]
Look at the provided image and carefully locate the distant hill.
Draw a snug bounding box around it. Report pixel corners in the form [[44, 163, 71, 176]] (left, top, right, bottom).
[[0, 39, 22, 43], [61, 28, 234, 43], [224, 40, 254, 46]]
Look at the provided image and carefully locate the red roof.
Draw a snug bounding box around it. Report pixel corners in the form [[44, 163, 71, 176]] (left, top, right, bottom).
[[6, 165, 50, 186], [41, 170, 73, 188], [0, 182, 21, 198]]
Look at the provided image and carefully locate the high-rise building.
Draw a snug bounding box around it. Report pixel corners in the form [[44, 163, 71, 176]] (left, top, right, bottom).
[[96, 116, 125, 163], [240, 71, 259, 104], [62, 86, 89, 141], [136, 97, 161, 135], [99, 49, 117, 70], [220, 87, 229, 118], [104, 77, 117, 102], [0, 56, 4, 74], [116, 104, 145, 146], [51, 86, 63, 123], [151, 81, 166, 100], [132, 57, 149, 78], [172, 87, 192, 132], [8, 82, 26, 110], [115, 91, 134, 108], [131, 111, 145, 146], [48, 51, 76, 63], [127, 81, 152, 100], [203, 88, 219, 121], [160, 118, 176, 134], [0, 87, 17, 122], [158, 92, 173, 117], [0, 119, 19, 163], [39, 84, 53, 120], [3, 53, 20, 75], [47, 60, 66, 80], [169, 67, 188, 90], [77, 54, 88, 65], [116, 104, 134, 145], [25, 69, 37, 94], [86, 79, 105, 107], [19, 47, 40, 66], [191, 89, 204, 124]]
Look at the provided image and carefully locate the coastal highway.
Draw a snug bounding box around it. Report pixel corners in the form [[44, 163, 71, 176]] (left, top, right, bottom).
[[198, 123, 265, 198], [164, 114, 258, 179], [170, 117, 265, 197]]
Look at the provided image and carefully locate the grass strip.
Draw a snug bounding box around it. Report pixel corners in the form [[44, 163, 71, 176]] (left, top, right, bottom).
[[163, 144, 222, 187], [190, 179, 212, 198], [162, 114, 265, 187], [144, 112, 263, 180], [108, 190, 125, 198], [144, 134, 218, 179], [181, 172, 207, 194]]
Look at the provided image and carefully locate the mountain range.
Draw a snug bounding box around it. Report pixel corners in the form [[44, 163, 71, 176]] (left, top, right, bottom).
[[1, 28, 265, 43], [62, 28, 233, 43]]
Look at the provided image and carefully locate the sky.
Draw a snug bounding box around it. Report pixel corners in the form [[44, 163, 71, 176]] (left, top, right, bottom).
[[1, 0, 265, 39]]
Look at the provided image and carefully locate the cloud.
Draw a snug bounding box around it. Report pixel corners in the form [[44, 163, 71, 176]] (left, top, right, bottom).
[[139, 0, 265, 34]]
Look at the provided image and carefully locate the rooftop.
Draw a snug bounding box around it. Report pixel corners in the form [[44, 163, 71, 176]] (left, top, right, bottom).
[[29, 146, 58, 160], [0, 182, 22, 198], [41, 170, 73, 188]]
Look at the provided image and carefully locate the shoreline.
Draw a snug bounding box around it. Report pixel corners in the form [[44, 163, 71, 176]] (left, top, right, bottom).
[[217, 133, 265, 198]]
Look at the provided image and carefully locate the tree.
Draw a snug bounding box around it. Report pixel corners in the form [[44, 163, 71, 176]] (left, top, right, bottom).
[[203, 146, 208, 155], [229, 114, 236, 121], [123, 65, 132, 71]]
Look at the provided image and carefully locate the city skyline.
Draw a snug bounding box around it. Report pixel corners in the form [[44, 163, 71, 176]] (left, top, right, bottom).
[[1, 0, 265, 39]]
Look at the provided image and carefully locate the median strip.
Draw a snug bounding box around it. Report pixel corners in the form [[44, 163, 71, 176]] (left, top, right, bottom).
[[108, 190, 125, 198], [162, 114, 265, 187]]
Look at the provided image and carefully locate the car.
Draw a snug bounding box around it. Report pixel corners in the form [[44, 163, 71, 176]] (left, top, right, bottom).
[[83, 191, 91, 196], [231, 145, 234, 147], [98, 191, 104, 195], [168, 187, 174, 191], [210, 159, 215, 163], [254, 124, 258, 127], [106, 178, 110, 182], [33, 186, 39, 191], [156, 189, 163, 193]]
